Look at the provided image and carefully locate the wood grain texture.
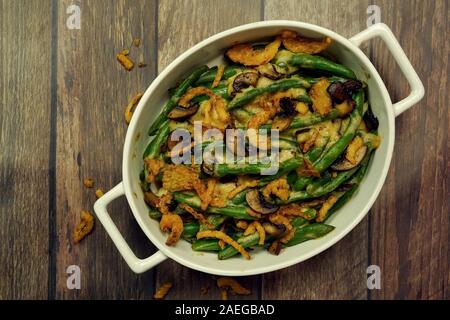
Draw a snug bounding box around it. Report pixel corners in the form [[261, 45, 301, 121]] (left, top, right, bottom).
[[54, 0, 157, 299], [154, 0, 262, 300], [368, 0, 449, 299], [0, 0, 53, 299], [262, 0, 370, 300]]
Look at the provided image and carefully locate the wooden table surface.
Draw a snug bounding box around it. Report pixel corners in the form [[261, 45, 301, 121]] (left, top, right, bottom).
[[1, 0, 448, 300]]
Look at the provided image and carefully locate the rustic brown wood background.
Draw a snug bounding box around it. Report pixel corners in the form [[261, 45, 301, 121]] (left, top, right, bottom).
[[0, 0, 448, 300]]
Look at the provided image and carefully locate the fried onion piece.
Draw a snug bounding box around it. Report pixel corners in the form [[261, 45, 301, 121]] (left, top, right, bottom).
[[247, 96, 278, 129], [244, 221, 265, 245], [160, 214, 183, 246], [262, 178, 290, 201], [278, 203, 315, 220], [218, 224, 226, 249], [162, 165, 199, 192], [153, 282, 173, 300], [73, 210, 95, 244], [179, 203, 213, 228], [150, 193, 173, 215], [226, 37, 282, 66], [228, 176, 258, 199], [199, 179, 217, 211], [345, 136, 364, 164], [144, 158, 165, 183], [310, 78, 332, 116], [246, 208, 262, 219], [117, 51, 134, 71], [183, 87, 230, 129], [281, 30, 332, 54], [197, 231, 250, 259], [297, 157, 320, 177], [217, 277, 251, 295], [316, 195, 338, 222], [268, 213, 294, 244], [300, 128, 319, 153], [124, 93, 143, 124], [235, 220, 249, 230], [212, 64, 225, 88]]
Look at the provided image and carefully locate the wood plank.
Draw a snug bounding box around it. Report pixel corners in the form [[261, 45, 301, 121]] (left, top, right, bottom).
[[155, 0, 262, 300], [0, 0, 53, 299], [368, 0, 449, 299], [262, 0, 370, 299], [55, 0, 157, 299]]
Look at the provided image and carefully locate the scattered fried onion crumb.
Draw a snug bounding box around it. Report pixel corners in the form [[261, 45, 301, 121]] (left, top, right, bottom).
[[280, 30, 332, 54], [73, 210, 95, 244], [268, 213, 294, 244], [133, 38, 141, 47], [179, 203, 213, 228], [197, 231, 250, 259], [262, 178, 290, 201], [124, 92, 143, 124], [310, 78, 332, 116], [153, 282, 173, 300], [228, 177, 258, 199], [226, 37, 281, 66], [200, 285, 209, 296], [83, 178, 94, 188], [244, 221, 265, 245], [220, 289, 228, 300], [316, 195, 338, 223], [160, 214, 183, 246], [95, 188, 104, 199], [217, 277, 251, 295], [117, 51, 134, 71], [138, 62, 147, 68]]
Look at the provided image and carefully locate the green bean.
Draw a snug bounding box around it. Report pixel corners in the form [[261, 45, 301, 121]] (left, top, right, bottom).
[[218, 232, 261, 260], [143, 120, 170, 158], [290, 216, 309, 228], [279, 190, 314, 204], [258, 157, 303, 186], [230, 189, 249, 205], [192, 239, 221, 251], [199, 214, 227, 231], [195, 65, 242, 85], [284, 223, 335, 247], [227, 78, 310, 110], [148, 65, 209, 136], [307, 166, 359, 197], [289, 109, 341, 130], [214, 157, 302, 178], [302, 76, 348, 85], [191, 85, 231, 103], [277, 51, 356, 79], [148, 209, 162, 220], [172, 192, 256, 220], [182, 222, 200, 239], [293, 143, 328, 191]]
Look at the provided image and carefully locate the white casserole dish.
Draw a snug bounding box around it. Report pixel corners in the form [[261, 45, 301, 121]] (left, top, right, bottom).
[[94, 21, 424, 275]]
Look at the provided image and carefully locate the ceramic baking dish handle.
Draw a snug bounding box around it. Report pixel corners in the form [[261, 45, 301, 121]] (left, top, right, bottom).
[[350, 23, 424, 117], [94, 183, 167, 273]]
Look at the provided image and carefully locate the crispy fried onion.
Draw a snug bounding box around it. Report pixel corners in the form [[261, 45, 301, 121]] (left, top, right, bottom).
[[278, 203, 314, 220], [73, 210, 95, 244], [197, 230, 250, 259], [162, 165, 214, 210], [247, 96, 278, 129], [160, 214, 184, 246], [180, 87, 230, 130], [300, 128, 319, 153], [316, 195, 338, 222], [280, 30, 332, 54], [217, 277, 251, 295], [297, 157, 320, 177], [310, 78, 332, 116], [262, 177, 290, 201], [124, 93, 143, 124], [117, 50, 134, 71], [235, 219, 249, 230], [144, 158, 165, 183], [246, 207, 262, 219], [345, 136, 364, 164], [244, 221, 266, 245], [268, 213, 294, 244], [212, 64, 226, 88], [228, 176, 259, 199], [153, 282, 173, 300], [226, 37, 281, 66], [179, 203, 213, 228]]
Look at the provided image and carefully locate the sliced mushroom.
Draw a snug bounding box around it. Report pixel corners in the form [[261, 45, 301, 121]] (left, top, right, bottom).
[[331, 144, 367, 171], [262, 222, 287, 238], [327, 80, 363, 104], [256, 63, 283, 80], [245, 189, 279, 214], [267, 240, 282, 255], [363, 106, 379, 131], [168, 102, 199, 120], [231, 72, 259, 95], [279, 97, 296, 116]]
